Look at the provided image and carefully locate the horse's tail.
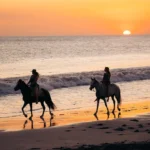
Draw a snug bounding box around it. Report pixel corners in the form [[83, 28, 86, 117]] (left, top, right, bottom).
[[42, 88, 56, 110], [115, 85, 122, 106]]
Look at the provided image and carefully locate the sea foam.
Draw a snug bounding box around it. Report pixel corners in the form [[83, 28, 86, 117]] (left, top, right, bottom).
[[0, 67, 150, 96]]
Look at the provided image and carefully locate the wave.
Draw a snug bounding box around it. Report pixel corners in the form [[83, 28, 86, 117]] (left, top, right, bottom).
[[0, 67, 150, 96]]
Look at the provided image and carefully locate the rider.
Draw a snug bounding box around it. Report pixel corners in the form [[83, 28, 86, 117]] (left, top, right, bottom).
[[28, 69, 39, 104], [102, 67, 111, 101]]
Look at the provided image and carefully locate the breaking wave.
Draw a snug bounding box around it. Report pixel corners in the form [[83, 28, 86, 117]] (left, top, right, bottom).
[[0, 67, 150, 96]]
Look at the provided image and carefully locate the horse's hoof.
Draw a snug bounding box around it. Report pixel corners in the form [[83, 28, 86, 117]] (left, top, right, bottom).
[[40, 115, 43, 119], [50, 113, 54, 116], [24, 114, 28, 118], [29, 116, 32, 120], [51, 116, 54, 119], [112, 110, 115, 114], [118, 112, 121, 117], [94, 113, 97, 116]]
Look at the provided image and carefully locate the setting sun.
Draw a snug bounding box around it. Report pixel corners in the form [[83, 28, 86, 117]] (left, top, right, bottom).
[[123, 30, 131, 35]]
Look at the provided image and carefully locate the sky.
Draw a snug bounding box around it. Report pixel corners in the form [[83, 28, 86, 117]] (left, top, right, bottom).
[[0, 0, 150, 36]]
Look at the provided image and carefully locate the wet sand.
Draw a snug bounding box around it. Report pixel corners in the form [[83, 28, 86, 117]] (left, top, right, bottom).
[[0, 100, 149, 150], [0, 100, 149, 131]]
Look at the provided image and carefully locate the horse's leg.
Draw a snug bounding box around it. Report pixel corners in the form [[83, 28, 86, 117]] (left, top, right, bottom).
[[29, 103, 33, 119], [49, 109, 54, 118], [40, 117, 46, 128], [94, 99, 100, 115], [111, 95, 115, 113], [103, 98, 109, 115], [114, 95, 121, 111], [40, 101, 45, 118], [22, 102, 28, 118], [23, 120, 28, 129], [50, 116, 54, 127]]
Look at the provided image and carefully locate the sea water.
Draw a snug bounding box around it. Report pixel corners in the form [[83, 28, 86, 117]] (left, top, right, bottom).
[[0, 35, 150, 118]]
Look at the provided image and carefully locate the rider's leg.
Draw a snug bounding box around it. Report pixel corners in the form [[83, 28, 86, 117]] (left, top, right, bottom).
[[106, 84, 109, 102], [35, 87, 38, 104]]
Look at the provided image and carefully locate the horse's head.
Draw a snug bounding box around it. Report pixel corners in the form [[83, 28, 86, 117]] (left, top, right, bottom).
[[14, 79, 24, 91], [89, 78, 98, 91]]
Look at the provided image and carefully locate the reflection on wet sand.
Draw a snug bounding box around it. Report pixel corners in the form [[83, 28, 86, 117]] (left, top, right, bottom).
[[94, 112, 121, 121], [0, 100, 149, 131], [23, 116, 55, 130]]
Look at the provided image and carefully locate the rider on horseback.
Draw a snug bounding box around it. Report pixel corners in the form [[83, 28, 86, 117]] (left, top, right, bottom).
[[102, 67, 111, 101], [28, 69, 39, 104]]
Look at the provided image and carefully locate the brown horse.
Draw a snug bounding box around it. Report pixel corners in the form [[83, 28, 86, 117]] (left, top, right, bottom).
[[14, 79, 56, 119]]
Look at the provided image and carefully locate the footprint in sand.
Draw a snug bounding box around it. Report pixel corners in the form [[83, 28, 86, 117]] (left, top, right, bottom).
[[122, 124, 127, 127], [70, 126, 75, 129], [105, 131, 112, 134], [99, 127, 109, 129], [143, 107, 148, 110], [97, 123, 103, 126], [128, 127, 135, 130], [130, 119, 139, 122], [115, 127, 125, 131], [134, 129, 139, 132], [65, 130, 71, 132], [145, 129, 150, 134], [138, 124, 144, 128], [59, 114, 65, 116]]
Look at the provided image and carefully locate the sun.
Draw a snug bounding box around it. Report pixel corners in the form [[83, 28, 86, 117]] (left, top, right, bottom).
[[123, 30, 131, 35]]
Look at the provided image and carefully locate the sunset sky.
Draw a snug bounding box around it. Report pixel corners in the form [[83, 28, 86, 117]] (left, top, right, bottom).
[[0, 0, 150, 36]]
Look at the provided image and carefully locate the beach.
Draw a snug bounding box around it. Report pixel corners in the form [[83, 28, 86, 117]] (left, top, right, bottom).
[[1, 0, 150, 148], [0, 36, 150, 149], [0, 100, 149, 150]]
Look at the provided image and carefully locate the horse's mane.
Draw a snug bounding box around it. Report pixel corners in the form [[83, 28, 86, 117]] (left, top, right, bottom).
[[20, 80, 31, 91], [94, 79, 101, 85]]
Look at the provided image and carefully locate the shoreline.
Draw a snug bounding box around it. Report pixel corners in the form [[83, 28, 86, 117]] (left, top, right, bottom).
[[0, 100, 149, 131], [0, 114, 150, 150], [0, 99, 149, 149]]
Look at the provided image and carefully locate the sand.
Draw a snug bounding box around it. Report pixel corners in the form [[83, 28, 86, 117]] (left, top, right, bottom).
[[0, 100, 149, 150]]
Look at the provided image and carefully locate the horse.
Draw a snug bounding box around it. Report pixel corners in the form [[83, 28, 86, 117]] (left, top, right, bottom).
[[14, 79, 56, 119], [89, 78, 121, 115]]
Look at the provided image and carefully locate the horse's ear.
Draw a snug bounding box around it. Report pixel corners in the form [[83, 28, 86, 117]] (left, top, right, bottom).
[[19, 79, 22, 82]]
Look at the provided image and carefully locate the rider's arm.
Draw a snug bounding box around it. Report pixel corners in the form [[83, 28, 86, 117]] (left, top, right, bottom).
[[27, 76, 32, 85], [102, 73, 107, 81]]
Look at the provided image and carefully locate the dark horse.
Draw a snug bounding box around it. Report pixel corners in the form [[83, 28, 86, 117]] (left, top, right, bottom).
[[90, 78, 121, 115], [14, 79, 56, 119]]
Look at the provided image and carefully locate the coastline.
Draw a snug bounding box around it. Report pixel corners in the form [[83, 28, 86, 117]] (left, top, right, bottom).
[[0, 100, 149, 131], [0, 114, 150, 150], [0, 100, 149, 149]]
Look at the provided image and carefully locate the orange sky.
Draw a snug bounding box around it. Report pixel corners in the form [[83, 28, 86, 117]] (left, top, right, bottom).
[[0, 0, 150, 36]]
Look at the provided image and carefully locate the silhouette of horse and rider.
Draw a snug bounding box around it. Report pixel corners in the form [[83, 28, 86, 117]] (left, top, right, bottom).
[[14, 67, 121, 119], [14, 69, 56, 119], [90, 67, 121, 116]]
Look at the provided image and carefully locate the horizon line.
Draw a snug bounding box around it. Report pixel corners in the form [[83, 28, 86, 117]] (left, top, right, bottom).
[[0, 34, 150, 38]]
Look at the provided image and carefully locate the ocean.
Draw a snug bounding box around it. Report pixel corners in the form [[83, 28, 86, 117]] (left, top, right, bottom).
[[0, 35, 150, 118]]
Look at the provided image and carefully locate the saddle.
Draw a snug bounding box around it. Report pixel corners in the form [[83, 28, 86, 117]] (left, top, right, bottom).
[[29, 84, 41, 97]]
